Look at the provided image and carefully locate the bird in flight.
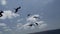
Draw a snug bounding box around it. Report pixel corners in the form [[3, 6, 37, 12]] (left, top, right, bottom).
[[28, 24, 34, 26], [35, 23, 38, 26], [27, 14, 31, 16], [28, 23, 39, 26], [0, 11, 4, 17], [33, 16, 40, 19], [14, 6, 21, 13]]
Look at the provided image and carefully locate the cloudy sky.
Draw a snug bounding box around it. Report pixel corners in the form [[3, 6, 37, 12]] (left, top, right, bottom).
[[0, 0, 60, 34]]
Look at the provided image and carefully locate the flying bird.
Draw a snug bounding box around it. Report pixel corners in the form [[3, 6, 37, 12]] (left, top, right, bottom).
[[33, 16, 40, 19], [35, 23, 38, 25], [27, 14, 31, 16], [0, 11, 4, 17], [14, 6, 21, 13], [28, 24, 34, 26]]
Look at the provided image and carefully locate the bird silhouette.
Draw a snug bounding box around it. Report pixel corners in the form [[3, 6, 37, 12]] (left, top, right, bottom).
[[28, 24, 34, 26], [0, 11, 4, 17], [27, 14, 31, 16], [33, 16, 40, 19], [14, 6, 21, 13], [35, 23, 38, 25]]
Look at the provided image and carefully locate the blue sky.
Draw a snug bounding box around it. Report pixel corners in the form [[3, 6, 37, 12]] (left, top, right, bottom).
[[0, 0, 60, 34]]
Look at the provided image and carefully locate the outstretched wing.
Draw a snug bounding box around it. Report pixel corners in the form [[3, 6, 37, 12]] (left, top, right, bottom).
[[15, 6, 21, 13], [0, 14, 3, 17], [28, 24, 34, 26], [35, 23, 38, 25], [0, 11, 4, 17], [33, 16, 40, 19]]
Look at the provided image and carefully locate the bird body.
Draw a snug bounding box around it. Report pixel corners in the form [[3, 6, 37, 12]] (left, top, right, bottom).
[[0, 11, 4, 17], [33, 16, 40, 19], [35, 23, 38, 25], [28, 24, 34, 26], [33, 16, 38, 18], [28, 23, 39, 27], [15, 6, 21, 13], [27, 14, 31, 16]]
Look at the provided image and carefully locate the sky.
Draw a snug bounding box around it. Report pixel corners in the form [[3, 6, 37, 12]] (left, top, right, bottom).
[[0, 0, 60, 34]]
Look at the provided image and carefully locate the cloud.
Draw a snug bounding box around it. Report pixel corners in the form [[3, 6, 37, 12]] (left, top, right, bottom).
[[16, 15, 47, 32], [26, 14, 40, 22], [39, 24, 47, 29], [16, 23, 32, 30], [17, 19, 23, 22], [23, 21, 47, 30], [22, 23, 35, 30], [0, 23, 6, 26], [35, 21, 47, 29], [0, 23, 12, 31], [16, 21, 47, 33], [0, 14, 47, 33], [3, 27, 12, 31], [15, 14, 47, 33], [0, 10, 20, 19], [16, 23, 23, 29], [1, 0, 7, 5]]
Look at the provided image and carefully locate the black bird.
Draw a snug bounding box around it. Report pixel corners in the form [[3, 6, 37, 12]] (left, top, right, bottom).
[[33, 16, 40, 19], [27, 14, 31, 16], [14, 6, 21, 13], [0, 11, 4, 17], [28, 24, 34, 26], [35, 23, 38, 25]]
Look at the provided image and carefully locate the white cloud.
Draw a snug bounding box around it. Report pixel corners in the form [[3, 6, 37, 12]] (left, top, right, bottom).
[[39, 24, 47, 29], [2, 26, 12, 31], [16, 21, 47, 31], [0, 23, 6, 26], [0, 23, 12, 32], [3, 28, 12, 31], [0, 14, 47, 33], [35, 21, 47, 29], [16, 23, 22, 29], [0, 10, 20, 19], [14, 15, 47, 33], [17, 19, 23, 22], [22, 23, 35, 30], [26, 14, 40, 22], [16, 23, 31, 30], [1, 0, 7, 5], [16, 14, 47, 31], [24, 21, 47, 29], [15, 21, 47, 33]]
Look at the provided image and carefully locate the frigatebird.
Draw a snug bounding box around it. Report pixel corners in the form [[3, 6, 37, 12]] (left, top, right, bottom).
[[14, 6, 21, 13], [0, 11, 4, 17]]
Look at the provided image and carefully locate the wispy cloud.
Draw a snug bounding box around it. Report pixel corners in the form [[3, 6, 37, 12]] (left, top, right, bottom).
[[26, 14, 40, 22], [0, 23, 12, 32], [16, 23, 23, 29], [0, 14, 47, 34], [0, 10, 20, 19], [3, 27, 12, 31], [1, 0, 7, 5], [17, 19, 23, 22], [16, 14, 47, 33], [0, 23, 6, 26], [18, 21, 47, 30]]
